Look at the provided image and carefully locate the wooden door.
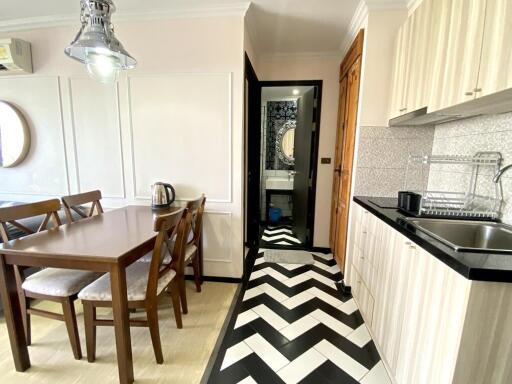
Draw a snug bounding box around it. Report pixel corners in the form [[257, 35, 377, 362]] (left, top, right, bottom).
[[329, 76, 348, 251], [292, 88, 315, 244], [330, 31, 363, 271]]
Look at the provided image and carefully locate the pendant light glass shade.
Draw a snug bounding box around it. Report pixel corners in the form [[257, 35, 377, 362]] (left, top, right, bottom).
[[65, 0, 136, 83]]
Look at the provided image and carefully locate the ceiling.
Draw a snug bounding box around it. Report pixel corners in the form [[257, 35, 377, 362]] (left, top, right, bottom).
[[0, 0, 408, 55]]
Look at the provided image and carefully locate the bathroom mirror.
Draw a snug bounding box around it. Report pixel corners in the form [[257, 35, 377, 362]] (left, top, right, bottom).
[[0, 101, 31, 168], [276, 120, 295, 166]]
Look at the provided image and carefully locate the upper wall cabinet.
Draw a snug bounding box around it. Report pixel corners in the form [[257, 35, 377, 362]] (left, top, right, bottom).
[[389, 17, 413, 119], [477, 0, 512, 98], [429, 0, 487, 112], [389, 0, 511, 121]]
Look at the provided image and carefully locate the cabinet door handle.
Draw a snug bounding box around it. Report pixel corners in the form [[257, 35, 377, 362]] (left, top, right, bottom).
[[399, 107, 407, 112], [474, 87, 482, 92], [465, 91, 474, 96]]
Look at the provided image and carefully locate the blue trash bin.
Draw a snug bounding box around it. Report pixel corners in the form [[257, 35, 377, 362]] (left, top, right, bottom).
[[268, 207, 282, 223]]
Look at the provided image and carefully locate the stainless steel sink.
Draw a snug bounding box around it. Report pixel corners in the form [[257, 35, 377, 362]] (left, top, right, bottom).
[[404, 218, 512, 254]]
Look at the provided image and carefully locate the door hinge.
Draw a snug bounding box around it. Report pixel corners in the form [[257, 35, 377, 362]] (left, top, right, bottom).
[[312, 122, 317, 132]]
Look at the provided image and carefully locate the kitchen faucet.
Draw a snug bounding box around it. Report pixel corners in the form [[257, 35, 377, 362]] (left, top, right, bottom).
[[493, 164, 512, 183]]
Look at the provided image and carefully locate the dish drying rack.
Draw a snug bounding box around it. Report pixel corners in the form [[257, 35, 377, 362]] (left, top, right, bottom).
[[404, 151, 504, 220]]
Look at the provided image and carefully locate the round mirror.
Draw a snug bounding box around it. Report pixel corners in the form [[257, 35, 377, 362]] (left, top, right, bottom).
[[276, 120, 295, 166], [0, 101, 30, 168]]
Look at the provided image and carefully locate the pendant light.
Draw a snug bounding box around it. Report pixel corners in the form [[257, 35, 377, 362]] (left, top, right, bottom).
[[65, 0, 136, 83]]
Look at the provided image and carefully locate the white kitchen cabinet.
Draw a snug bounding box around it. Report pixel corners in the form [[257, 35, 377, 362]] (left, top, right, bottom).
[[476, 0, 512, 98], [388, 18, 413, 119], [395, 247, 471, 384], [390, 0, 512, 119], [429, 0, 487, 112], [404, 0, 434, 112], [350, 201, 512, 384]]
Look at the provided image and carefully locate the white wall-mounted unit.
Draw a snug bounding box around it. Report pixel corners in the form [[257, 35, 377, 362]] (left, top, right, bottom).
[[0, 38, 33, 75]]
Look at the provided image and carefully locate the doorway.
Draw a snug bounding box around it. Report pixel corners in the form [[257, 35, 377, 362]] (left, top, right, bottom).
[[245, 78, 322, 250]]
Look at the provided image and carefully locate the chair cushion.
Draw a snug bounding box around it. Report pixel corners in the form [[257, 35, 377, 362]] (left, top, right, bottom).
[[22, 268, 101, 297], [137, 243, 197, 264], [78, 262, 176, 302]]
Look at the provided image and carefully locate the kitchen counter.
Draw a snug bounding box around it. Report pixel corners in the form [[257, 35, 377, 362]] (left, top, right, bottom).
[[354, 196, 512, 283]]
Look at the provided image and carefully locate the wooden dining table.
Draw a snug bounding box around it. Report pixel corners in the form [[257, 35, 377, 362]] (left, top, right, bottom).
[[0, 205, 180, 384]]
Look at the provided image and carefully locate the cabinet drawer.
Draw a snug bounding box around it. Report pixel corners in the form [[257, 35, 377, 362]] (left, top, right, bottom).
[[351, 263, 375, 326]]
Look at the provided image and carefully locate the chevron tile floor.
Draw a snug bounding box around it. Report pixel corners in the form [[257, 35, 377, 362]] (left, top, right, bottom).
[[207, 250, 390, 384], [260, 225, 302, 247]]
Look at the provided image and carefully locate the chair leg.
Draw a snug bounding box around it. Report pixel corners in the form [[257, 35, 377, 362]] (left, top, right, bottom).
[[146, 306, 163, 364], [198, 237, 204, 285], [192, 255, 202, 293], [169, 280, 183, 329], [14, 267, 31, 345], [83, 301, 97, 363], [62, 298, 82, 360], [178, 276, 188, 314]]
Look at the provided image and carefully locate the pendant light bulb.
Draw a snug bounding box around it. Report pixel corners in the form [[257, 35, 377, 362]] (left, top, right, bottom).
[[85, 51, 121, 83]]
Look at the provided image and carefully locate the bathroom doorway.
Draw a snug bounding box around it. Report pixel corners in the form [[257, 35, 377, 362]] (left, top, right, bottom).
[[246, 80, 322, 249]]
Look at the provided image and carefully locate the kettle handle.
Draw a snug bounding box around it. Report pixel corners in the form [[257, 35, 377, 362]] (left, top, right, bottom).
[[162, 183, 176, 205]]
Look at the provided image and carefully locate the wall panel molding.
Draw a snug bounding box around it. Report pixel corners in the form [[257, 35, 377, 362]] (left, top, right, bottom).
[[127, 72, 233, 203], [0, 76, 71, 196], [68, 77, 127, 199]]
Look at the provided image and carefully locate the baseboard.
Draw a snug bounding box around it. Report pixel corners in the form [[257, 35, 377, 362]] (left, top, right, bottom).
[[310, 246, 332, 254], [185, 275, 242, 284]]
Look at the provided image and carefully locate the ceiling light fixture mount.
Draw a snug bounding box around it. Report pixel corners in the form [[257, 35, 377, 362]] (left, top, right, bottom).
[[64, 0, 136, 83]]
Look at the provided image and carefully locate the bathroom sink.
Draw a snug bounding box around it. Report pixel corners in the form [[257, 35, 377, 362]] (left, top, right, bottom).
[[266, 177, 293, 190], [405, 218, 512, 254]]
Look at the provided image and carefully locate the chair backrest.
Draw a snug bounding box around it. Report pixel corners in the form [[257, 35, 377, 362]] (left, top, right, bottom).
[[186, 194, 206, 246], [0, 199, 62, 243], [146, 208, 192, 299], [61, 190, 103, 223]]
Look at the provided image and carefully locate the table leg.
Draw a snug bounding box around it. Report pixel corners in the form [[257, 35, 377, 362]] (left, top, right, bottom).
[[110, 264, 134, 384], [0, 255, 30, 371]]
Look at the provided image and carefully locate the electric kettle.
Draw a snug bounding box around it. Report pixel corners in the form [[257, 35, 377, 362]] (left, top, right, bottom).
[[151, 182, 176, 209]]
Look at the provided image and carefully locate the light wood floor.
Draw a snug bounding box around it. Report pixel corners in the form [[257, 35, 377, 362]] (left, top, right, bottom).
[[0, 281, 237, 384]]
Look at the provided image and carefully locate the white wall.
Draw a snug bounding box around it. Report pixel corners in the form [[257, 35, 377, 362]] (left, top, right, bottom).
[[0, 15, 245, 278], [257, 54, 341, 247]]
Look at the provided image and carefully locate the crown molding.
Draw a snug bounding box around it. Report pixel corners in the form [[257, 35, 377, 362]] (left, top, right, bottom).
[[259, 50, 343, 60], [407, 0, 423, 14], [0, 2, 250, 33], [339, 0, 368, 55], [365, 0, 408, 11]]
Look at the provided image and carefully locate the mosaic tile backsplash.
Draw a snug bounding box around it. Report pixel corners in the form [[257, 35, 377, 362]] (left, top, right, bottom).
[[354, 125, 435, 197], [428, 112, 512, 224]]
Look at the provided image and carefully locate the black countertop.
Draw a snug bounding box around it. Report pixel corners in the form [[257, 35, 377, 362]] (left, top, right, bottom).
[[354, 196, 512, 283]]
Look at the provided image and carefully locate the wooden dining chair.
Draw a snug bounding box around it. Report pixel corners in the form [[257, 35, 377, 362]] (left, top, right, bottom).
[[137, 195, 206, 298], [78, 208, 192, 364], [61, 190, 103, 223], [0, 199, 101, 360], [185, 195, 206, 293]]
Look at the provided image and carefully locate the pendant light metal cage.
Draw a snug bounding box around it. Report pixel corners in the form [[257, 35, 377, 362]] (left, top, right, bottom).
[[64, 0, 136, 70]]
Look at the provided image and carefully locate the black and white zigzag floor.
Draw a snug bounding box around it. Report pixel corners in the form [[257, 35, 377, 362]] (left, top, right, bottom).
[[207, 250, 390, 384], [261, 226, 302, 247]]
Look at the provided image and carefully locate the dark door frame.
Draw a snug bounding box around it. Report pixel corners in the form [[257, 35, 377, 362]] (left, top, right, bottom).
[[244, 54, 261, 248], [247, 79, 323, 249]]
